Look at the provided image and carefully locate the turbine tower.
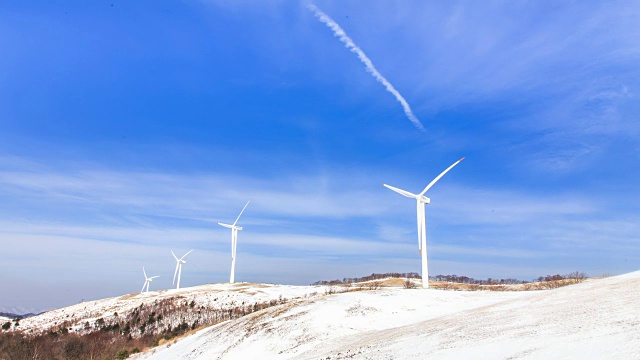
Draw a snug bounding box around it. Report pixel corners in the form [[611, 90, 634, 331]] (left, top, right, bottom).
[[171, 249, 193, 289], [141, 266, 159, 294], [383, 157, 464, 289], [218, 200, 250, 284]]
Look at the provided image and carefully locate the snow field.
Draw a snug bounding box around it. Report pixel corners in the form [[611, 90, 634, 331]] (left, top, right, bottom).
[[140, 272, 640, 359]]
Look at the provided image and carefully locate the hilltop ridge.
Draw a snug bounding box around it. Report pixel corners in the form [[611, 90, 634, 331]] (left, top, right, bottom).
[[140, 271, 640, 359]]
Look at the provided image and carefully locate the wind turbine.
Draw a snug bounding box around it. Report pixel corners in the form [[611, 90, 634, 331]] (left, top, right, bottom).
[[171, 249, 193, 290], [218, 200, 250, 284], [140, 267, 159, 294], [383, 157, 464, 289]]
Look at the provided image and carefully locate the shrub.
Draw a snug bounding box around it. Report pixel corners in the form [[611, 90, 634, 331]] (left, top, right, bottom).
[[63, 337, 87, 360], [1, 322, 10, 331], [403, 279, 416, 289]]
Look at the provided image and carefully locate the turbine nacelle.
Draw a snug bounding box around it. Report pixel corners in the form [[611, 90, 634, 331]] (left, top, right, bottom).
[[218, 222, 242, 231], [382, 185, 431, 204]]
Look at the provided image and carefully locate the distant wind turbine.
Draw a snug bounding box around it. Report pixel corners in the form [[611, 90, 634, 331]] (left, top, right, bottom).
[[218, 200, 250, 284], [383, 158, 464, 289], [171, 249, 193, 290], [141, 266, 159, 294]]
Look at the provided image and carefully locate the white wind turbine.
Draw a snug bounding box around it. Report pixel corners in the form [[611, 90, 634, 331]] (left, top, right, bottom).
[[140, 267, 159, 294], [218, 200, 250, 284], [383, 157, 464, 289], [171, 249, 193, 290]]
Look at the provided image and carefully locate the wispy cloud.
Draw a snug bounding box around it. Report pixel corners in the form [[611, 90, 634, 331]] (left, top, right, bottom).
[[307, 3, 425, 132], [0, 153, 401, 221], [2, 156, 639, 310]]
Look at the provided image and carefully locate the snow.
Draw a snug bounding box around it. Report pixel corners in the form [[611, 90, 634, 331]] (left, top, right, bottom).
[[138, 271, 640, 359], [0, 316, 12, 323], [14, 282, 324, 335]]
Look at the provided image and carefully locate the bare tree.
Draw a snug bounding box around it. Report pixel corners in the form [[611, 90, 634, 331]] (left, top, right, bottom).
[[567, 271, 588, 283], [403, 279, 416, 289]]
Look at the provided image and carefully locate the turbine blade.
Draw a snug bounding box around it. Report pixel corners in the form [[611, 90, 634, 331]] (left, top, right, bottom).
[[141, 281, 147, 293], [181, 249, 194, 260], [143, 266, 147, 279], [419, 157, 465, 196], [150, 276, 159, 280], [171, 250, 178, 261], [173, 262, 179, 284], [232, 200, 251, 226], [218, 223, 234, 229], [383, 184, 417, 198]]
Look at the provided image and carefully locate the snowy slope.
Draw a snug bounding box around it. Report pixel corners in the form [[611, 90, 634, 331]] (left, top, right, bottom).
[[0, 316, 11, 323], [336, 271, 640, 359], [139, 272, 640, 359], [14, 282, 324, 335], [139, 285, 532, 359]]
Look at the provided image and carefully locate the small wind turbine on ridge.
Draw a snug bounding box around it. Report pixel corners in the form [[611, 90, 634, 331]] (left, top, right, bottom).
[[218, 200, 250, 284], [383, 157, 464, 289], [141, 266, 159, 294], [171, 249, 193, 290]]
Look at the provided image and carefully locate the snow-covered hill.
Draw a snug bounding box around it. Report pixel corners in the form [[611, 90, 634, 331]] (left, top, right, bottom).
[[138, 271, 640, 359], [13, 283, 324, 336]]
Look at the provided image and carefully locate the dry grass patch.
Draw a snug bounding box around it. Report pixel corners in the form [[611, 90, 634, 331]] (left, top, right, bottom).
[[119, 293, 142, 300], [377, 278, 409, 287], [428, 278, 587, 291]]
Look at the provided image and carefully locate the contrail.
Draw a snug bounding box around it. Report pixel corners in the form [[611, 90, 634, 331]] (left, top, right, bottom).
[[308, 3, 426, 132]]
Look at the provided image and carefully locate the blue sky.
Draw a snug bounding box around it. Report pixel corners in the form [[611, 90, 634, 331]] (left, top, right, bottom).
[[1, 0, 639, 312]]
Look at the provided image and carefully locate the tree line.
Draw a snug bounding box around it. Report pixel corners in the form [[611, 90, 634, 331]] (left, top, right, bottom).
[[312, 272, 421, 285], [313, 271, 588, 286]]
